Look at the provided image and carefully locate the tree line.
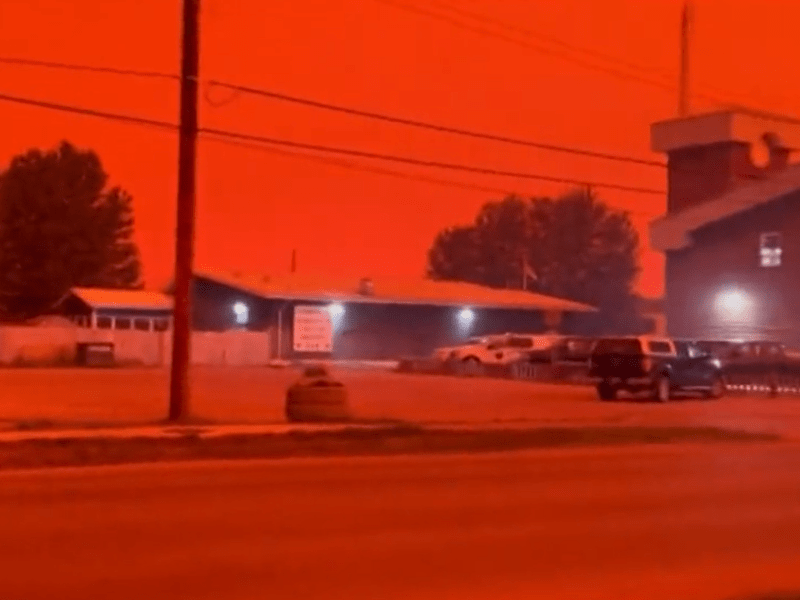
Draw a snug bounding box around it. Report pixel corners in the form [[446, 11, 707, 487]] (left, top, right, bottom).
[[0, 140, 642, 328], [426, 190, 642, 329]]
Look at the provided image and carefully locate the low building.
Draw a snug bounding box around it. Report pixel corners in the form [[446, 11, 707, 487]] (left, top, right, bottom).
[[649, 109, 800, 345], [192, 271, 596, 360], [56, 287, 173, 331]]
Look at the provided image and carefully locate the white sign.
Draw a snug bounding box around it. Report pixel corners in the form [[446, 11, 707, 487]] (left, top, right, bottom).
[[293, 305, 333, 353]]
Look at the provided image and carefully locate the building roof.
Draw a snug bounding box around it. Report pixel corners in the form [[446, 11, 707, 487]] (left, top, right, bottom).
[[195, 271, 596, 313], [651, 109, 800, 154], [650, 163, 800, 251], [69, 287, 173, 311]]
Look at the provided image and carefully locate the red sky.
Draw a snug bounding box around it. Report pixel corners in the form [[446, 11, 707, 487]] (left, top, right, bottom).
[[0, 0, 797, 298]]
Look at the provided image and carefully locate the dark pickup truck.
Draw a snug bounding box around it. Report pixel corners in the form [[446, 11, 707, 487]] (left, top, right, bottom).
[[588, 336, 726, 402]]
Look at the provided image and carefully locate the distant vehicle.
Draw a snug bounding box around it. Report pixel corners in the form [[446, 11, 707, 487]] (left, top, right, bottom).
[[433, 333, 562, 372], [588, 336, 725, 402]]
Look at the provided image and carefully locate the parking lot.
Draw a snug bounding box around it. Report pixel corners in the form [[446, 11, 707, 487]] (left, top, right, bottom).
[[0, 365, 798, 438]]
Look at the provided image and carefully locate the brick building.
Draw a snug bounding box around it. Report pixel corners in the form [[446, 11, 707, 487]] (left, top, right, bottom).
[[649, 109, 800, 345]]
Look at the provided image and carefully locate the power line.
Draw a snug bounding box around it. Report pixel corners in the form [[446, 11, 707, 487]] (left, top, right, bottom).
[[426, 0, 676, 81], [208, 80, 666, 168], [0, 56, 178, 80], [421, 0, 758, 106], [199, 126, 665, 195], [372, 0, 681, 93], [0, 54, 668, 167], [372, 0, 787, 111], [0, 90, 665, 195], [204, 133, 661, 216], [0, 91, 176, 131]]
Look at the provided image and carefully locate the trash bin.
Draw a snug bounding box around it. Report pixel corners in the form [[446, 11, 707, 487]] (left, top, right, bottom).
[[285, 365, 350, 423], [76, 342, 115, 367]]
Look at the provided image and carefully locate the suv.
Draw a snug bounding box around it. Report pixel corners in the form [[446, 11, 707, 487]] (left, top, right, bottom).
[[589, 336, 725, 402]]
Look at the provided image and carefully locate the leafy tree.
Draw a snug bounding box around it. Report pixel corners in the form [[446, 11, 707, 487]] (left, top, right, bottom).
[[0, 141, 142, 319], [427, 189, 641, 326]]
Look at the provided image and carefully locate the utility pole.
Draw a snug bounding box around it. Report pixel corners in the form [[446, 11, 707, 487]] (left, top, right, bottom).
[[168, 0, 200, 422], [678, 1, 693, 117]]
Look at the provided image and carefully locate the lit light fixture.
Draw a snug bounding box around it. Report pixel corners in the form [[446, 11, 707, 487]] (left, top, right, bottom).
[[714, 288, 752, 321], [233, 301, 249, 325], [328, 302, 345, 317], [458, 307, 475, 326]]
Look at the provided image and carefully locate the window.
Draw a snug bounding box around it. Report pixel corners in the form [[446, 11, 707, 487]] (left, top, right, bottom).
[[647, 341, 672, 354], [507, 337, 534, 349], [760, 232, 782, 267], [134, 318, 151, 331], [594, 339, 641, 355], [154, 318, 170, 332], [115, 318, 131, 330], [96, 316, 112, 329], [675, 341, 690, 358]]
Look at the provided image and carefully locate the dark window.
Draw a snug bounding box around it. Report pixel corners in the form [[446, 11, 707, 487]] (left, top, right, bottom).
[[594, 339, 641, 355], [647, 341, 672, 354], [96, 316, 112, 329], [115, 318, 131, 330], [154, 319, 170, 332], [134, 318, 151, 331], [507, 337, 534, 348], [675, 341, 690, 358]]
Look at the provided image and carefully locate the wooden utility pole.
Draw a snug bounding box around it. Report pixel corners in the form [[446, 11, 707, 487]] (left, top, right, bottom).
[[169, 0, 200, 422], [678, 1, 693, 117]]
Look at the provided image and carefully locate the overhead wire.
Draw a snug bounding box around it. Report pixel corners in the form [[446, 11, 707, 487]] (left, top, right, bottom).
[[203, 134, 661, 216], [0, 54, 665, 167], [373, 0, 793, 112], [0, 90, 665, 198], [198, 125, 665, 194], [207, 80, 666, 168]]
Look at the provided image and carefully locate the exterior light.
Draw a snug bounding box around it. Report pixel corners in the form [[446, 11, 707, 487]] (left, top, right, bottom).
[[233, 301, 249, 325], [714, 288, 753, 321], [328, 302, 345, 317], [458, 307, 475, 326]]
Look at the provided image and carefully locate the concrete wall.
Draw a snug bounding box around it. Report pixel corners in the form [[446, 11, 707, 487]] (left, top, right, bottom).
[[0, 325, 271, 366]]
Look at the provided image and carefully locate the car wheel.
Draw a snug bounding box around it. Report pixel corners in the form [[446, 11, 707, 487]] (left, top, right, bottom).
[[597, 381, 617, 401], [706, 375, 726, 399], [653, 375, 671, 402]]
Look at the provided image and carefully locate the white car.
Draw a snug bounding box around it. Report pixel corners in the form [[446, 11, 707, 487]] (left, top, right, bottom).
[[434, 333, 562, 369]]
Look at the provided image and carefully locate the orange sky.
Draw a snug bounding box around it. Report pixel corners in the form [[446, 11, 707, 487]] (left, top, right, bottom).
[[0, 0, 797, 298]]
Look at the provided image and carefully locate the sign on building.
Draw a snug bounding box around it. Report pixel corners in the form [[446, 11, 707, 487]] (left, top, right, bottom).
[[292, 305, 333, 353]]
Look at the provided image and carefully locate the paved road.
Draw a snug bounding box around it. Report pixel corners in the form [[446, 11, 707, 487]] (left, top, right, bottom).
[[3, 444, 800, 600]]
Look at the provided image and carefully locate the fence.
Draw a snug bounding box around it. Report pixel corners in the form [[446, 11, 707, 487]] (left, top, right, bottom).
[[0, 325, 271, 367], [397, 357, 800, 396]]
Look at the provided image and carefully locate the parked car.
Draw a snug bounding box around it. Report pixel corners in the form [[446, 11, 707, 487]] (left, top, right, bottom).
[[714, 340, 800, 389], [523, 336, 597, 364], [588, 336, 725, 402], [433, 333, 562, 373]]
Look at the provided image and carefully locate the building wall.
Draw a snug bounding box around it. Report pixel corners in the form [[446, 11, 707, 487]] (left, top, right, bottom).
[[664, 192, 800, 345], [666, 142, 759, 213], [192, 278, 576, 359]]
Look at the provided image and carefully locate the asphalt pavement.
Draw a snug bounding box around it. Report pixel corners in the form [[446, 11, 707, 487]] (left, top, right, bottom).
[[3, 443, 800, 600]]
